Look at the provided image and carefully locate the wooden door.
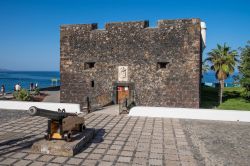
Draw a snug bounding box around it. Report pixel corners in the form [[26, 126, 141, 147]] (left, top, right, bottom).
[[117, 86, 129, 103]]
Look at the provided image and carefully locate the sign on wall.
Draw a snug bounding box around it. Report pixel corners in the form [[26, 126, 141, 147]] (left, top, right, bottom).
[[118, 66, 128, 82]]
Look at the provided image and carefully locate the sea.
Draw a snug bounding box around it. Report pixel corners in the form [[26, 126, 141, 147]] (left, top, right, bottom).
[[0, 70, 238, 93], [202, 71, 239, 87], [0, 71, 60, 93]]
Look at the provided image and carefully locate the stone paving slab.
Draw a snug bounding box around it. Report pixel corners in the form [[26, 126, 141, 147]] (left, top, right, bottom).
[[0, 109, 28, 125], [0, 112, 199, 165], [41, 91, 60, 103]]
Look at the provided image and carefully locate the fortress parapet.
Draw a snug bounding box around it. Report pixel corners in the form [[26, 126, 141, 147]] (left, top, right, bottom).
[[60, 18, 205, 111]]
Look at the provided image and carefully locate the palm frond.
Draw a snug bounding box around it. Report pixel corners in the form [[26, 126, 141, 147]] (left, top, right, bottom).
[[207, 43, 239, 81]]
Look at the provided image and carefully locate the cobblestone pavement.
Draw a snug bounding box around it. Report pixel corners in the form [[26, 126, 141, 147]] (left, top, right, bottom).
[[0, 113, 200, 166], [181, 119, 250, 166]]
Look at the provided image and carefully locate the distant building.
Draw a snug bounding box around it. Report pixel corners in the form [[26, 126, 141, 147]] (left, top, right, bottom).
[[60, 18, 206, 112]]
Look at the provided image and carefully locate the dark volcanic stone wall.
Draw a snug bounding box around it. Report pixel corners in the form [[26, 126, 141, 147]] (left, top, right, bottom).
[[60, 19, 201, 112]]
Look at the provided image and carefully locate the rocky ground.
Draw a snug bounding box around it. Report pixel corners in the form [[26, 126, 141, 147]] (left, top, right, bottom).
[[181, 119, 250, 166], [0, 109, 28, 125]]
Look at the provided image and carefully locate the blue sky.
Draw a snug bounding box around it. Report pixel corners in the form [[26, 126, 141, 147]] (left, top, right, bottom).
[[0, 0, 249, 71]]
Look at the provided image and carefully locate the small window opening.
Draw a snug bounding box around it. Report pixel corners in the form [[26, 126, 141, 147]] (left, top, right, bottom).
[[84, 62, 95, 69], [157, 62, 169, 69], [91, 80, 95, 87]]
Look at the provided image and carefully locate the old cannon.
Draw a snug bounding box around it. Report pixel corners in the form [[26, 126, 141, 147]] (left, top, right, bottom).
[[28, 106, 85, 142]]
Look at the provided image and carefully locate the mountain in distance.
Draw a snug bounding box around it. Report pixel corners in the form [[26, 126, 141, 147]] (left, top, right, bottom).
[[0, 68, 12, 72]]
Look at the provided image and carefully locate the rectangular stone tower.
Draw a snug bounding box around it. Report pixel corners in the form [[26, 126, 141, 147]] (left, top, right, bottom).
[[60, 19, 202, 112]]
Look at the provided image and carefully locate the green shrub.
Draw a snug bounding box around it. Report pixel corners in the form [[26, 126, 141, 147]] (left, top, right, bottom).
[[239, 41, 250, 101], [13, 89, 31, 101], [241, 89, 250, 100], [33, 88, 40, 95]]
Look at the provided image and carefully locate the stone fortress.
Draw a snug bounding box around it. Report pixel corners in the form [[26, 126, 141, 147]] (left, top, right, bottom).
[[60, 18, 206, 112]]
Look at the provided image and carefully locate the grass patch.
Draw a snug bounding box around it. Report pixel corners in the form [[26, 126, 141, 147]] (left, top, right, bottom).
[[219, 87, 250, 111], [201, 86, 250, 111], [218, 98, 250, 111]]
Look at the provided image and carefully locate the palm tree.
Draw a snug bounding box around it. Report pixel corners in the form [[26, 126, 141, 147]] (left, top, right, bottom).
[[206, 43, 238, 104]]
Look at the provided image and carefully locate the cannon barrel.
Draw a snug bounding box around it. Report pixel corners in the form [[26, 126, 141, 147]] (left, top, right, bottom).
[[28, 106, 77, 120]]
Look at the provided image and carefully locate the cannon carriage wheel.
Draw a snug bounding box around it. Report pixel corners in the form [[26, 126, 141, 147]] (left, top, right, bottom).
[[64, 131, 72, 142], [79, 124, 86, 132]]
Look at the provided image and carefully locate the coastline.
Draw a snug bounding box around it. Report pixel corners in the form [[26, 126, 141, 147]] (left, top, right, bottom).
[[0, 86, 60, 102], [0, 71, 60, 93]]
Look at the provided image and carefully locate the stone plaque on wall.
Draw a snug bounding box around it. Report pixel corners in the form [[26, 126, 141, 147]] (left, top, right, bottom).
[[118, 66, 128, 82]]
